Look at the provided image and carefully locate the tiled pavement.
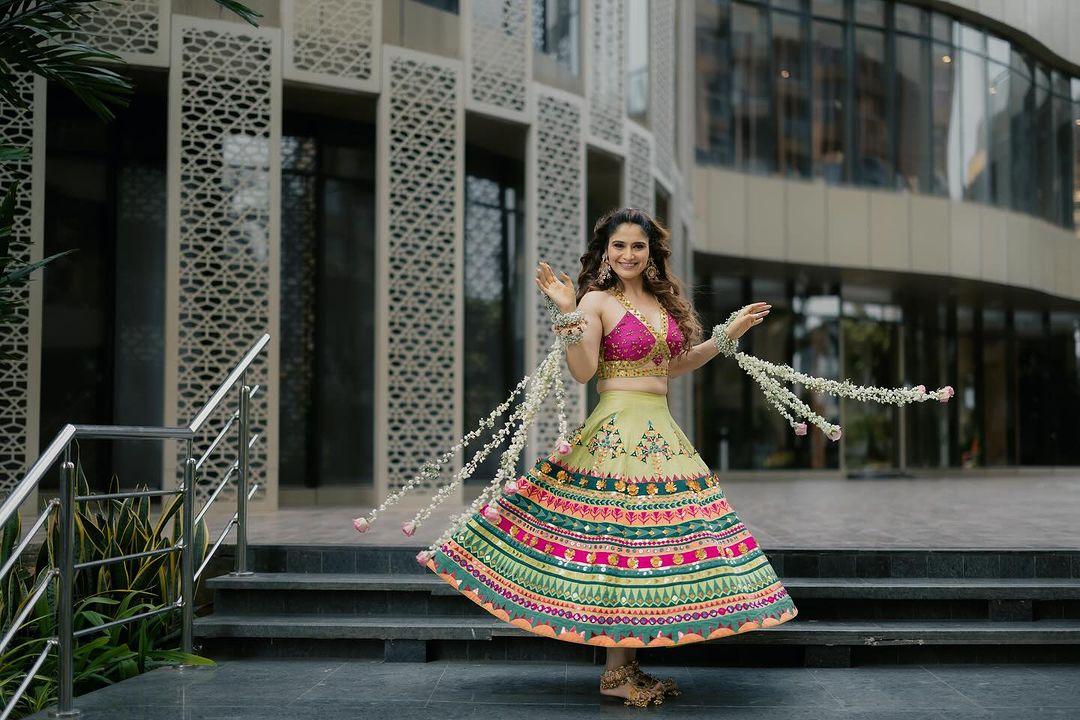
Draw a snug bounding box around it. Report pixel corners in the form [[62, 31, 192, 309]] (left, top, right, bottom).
[[24, 658, 1080, 719], [201, 474, 1080, 548]]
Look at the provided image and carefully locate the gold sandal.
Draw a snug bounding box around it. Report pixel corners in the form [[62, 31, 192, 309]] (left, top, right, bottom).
[[628, 659, 681, 697], [599, 661, 665, 707]]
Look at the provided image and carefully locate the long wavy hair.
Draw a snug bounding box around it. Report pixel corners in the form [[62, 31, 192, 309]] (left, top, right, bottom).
[[575, 207, 702, 356]]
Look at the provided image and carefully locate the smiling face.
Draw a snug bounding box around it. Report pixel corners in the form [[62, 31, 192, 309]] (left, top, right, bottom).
[[606, 222, 649, 281]]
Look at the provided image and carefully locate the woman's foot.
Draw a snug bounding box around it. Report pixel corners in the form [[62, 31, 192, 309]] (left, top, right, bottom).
[[628, 659, 681, 697], [599, 661, 665, 707]]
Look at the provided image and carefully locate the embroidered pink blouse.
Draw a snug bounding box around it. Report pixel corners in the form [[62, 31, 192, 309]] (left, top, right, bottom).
[[597, 288, 683, 379]]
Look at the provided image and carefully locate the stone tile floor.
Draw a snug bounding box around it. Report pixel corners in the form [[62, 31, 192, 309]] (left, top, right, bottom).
[[23, 658, 1080, 720], [200, 474, 1080, 549]]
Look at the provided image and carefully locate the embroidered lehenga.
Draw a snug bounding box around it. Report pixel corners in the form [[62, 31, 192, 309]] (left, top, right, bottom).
[[422, 286, 798, 647]]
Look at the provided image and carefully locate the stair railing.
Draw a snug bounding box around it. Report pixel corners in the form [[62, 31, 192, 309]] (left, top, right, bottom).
[[0, 332, 270, 719]]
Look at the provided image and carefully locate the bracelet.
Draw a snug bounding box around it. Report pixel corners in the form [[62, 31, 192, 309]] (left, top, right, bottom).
[[712, 310, 740, 357], [544, 295, 586, 348]]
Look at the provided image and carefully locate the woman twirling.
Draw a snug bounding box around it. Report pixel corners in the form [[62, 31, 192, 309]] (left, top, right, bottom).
[[354, 207, 952, 708]]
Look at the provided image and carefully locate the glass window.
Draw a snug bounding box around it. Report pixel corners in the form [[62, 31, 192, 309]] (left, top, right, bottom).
[[533, 0, 580, 76], [792, 285, 840, 470], [1008, 51, 1034, 214], [772, 9, 810, 176], [895, 4, 926, 35], [626, 0, 649, 120], [811, 19, 847, 183], [855, 27, 889, 186], [959, 48, 989, 201], [930, 42, 961, 197], [748, 278, 795, 469], [810, 0, 843, 21], [732, 1, 773, 172], [841, 295, 902, 471], [1033, 68, 1056, 223], [987, 45, 1011, 207], [931, 12, 954, 43], [1073, 79, 1080, 230], [695, 0, 734, 164], [853, 0, 884, 27], [464, 144, 527, 484], [1053, 88, 1073, 228], [771, 0, 802, 11], [895, 34, 929, 191], [279, 109, 376, 489], [41, 74, 167, 491]]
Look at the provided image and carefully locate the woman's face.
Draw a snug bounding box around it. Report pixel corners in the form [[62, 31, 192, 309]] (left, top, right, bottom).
[[606, 223, 649, 281]]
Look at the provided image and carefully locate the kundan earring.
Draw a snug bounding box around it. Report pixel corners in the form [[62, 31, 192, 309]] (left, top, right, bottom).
[[597, 255, 612, 283], [645, 258, 660, 282]]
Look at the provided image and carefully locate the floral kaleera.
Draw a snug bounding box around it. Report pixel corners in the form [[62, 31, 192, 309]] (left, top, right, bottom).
[[353, 297, 953, 567]]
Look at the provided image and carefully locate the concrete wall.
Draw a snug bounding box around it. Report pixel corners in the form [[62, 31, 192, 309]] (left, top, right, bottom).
[[693, 166, 1080, 302]]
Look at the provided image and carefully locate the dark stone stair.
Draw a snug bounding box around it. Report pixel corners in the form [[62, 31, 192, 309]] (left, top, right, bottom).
[[194, 545, 1080, 666]]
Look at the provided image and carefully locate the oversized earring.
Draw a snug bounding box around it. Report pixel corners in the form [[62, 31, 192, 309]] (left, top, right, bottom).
[[645, 258, 660, 282], [597, 255, 612, 283]]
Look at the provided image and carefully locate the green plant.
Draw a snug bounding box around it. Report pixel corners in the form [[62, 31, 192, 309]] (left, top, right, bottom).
[[0, 454, 213, 719]]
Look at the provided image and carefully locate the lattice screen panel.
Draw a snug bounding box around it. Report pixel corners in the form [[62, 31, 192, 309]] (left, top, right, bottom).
[[377, 49, 463, 492], [0, 75, 42, 497], [283, 0, 380, 91], [75, 0, 169, 66], [587, 0, 624, 150], [529, 88, 586, 458], [650, 0, 676, 185], [466, 0, 530, 119], [167, 18, 280, 502], [624, 126, 654, 214]]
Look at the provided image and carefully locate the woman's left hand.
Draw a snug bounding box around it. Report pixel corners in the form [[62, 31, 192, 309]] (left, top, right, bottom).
[[724, 301, 772, 341]]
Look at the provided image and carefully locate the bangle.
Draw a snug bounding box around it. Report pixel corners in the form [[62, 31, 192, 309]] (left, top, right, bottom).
[[712, 310, 740, 357], [545, 295, 586, 348]]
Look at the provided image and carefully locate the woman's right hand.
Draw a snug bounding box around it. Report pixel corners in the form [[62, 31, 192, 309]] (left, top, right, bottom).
[[535, 261, 577, 312]]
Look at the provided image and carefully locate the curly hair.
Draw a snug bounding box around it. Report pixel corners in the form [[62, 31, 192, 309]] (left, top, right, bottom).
[[575, 207, 702, 356]]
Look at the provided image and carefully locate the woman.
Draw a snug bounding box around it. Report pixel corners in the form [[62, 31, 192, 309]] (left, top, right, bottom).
[[354, 207, 950, 707], [430, 207, 795, 707]]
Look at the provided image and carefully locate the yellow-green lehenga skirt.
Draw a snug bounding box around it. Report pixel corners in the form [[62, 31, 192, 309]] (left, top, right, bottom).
[[424, 389, 798, 647]]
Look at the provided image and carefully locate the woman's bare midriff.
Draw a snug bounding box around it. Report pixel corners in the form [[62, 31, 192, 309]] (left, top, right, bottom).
[[596, 377, 668, 396]]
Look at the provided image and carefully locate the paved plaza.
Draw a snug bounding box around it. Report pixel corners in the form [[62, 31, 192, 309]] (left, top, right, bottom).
[[200, 473, 1080, 549], [24, 658, 1080, 720]]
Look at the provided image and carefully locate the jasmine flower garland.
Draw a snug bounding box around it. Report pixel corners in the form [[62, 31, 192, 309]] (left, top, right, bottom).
[[711, 312, 953, 441]]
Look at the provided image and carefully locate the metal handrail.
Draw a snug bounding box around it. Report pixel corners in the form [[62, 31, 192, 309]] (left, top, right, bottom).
[[0, 332, 270, 718]]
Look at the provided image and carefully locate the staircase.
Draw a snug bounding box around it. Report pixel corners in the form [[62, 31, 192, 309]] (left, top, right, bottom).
[[194, 545, 1080, 667]]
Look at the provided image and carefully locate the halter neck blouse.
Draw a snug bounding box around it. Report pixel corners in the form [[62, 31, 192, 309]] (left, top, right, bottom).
[[596, 287, 684, 379]]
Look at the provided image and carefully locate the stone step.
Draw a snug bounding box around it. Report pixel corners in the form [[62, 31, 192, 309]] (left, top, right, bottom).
[[206, 572, 1080, 600], [218, 544, 1080, 580], [193, 614, 1080, 664]]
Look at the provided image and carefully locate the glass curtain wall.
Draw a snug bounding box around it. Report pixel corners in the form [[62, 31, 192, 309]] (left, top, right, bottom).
[[694, 0, 1078, 230], [279, 110, 376, 490], [463, 144, 527, 484], [693, 258, 1080, 471], [40, 72, 167, 491]]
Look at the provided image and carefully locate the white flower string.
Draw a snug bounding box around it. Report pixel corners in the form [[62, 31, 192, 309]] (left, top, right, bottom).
[[711, 315, 953, 441]]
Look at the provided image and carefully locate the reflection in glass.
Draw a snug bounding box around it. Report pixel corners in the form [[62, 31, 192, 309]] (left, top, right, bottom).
[[773, 9, 810, 176], [749, 279, 794, 468], [981, 307, 1008, 465], [695, 0, 734, 164], [811, 19, 846, 183], [533, 0, 580, 76], [626, 0, 649, 120], [841, 299, 901, 471], [895, 34, 928, 191], [464, 146, 526, 484], [959, 48, 989, 201], [1008, 52, 1034, 214], [792, 288, 840, 469], [855, 27, 889, 186], [988, 56, 1011, 207], [732, 2, 773, 172], [931, 42, 961, 197]]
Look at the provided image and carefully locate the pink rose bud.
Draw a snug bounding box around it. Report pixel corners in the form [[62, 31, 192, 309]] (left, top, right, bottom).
[[794, 423, 807, 436], [482, 505, 500, 523], [401, 520, 416, 536], [352, 517, 370, 533], [827, 427, 843, 442], [556, 441, 572, 455], [914, 384, 926, 394], [938, 385, 954, 403], [415, 550, 433, 566], [503, 480, 520, 495]]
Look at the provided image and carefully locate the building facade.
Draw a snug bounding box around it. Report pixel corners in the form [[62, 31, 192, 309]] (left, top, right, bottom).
[[4, 0, 1079, 514], [3, 0, 696, 510], [693, 0, 1080, 476]]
